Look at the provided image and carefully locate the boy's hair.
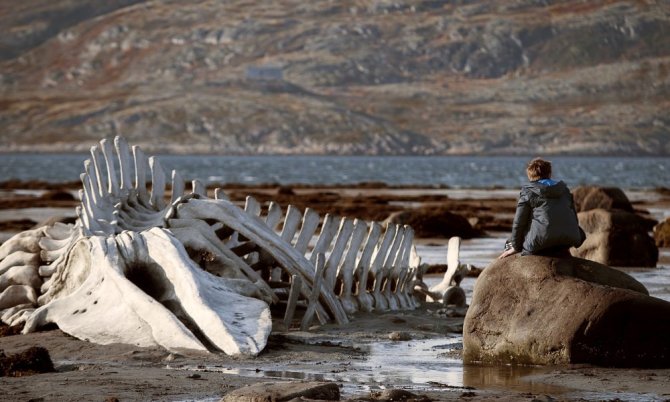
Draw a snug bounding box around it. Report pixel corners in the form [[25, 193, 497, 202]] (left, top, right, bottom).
[[526, 158, 552, 181]]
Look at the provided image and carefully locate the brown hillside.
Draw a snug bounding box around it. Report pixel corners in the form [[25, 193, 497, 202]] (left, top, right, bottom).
[[0, 0, 668, 155]]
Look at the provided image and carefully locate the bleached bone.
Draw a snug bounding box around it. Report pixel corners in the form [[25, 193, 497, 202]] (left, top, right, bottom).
[[294, 208, 320, 253], [301, 253, 326, 330], [0, 137, 274, 355], [173, 198, 348, 325], [400, 239, 419, 309], [361, 223, 394, 311], [24, 230, 271, 354], [0, 229, 43, 259], [423, 236, 468, 306], [387, 227, 415, 310], [370, 223, 399, 311], [166, 218, 277, 304], [0, 265, 42, 292], [310, 214, 340, 264], [280, 205, 302, 243], [265, 202, 283, 230], [283, 274, 302, 329], [354, 222, 382, 312], [0, 285, 37, 309], [1, 303, 33, 323], [245, 196, 262, 217], [0, 251, 39, 276], [336, 219, 368, 314], [192, 179, 206, 197], [429, 236, 461, 295], [114, 136, 133, 195], [6, 308, 34, 327], [0, 136, 423, 356], [324, 218, 355, 290], [214, 187, 229, 201], [381, 225, 406, 311]]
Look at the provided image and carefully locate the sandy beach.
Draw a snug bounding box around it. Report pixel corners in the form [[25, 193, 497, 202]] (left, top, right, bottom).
[[1, 182, 670, 401]]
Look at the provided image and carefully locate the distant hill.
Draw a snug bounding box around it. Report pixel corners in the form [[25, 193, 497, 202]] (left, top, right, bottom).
[[1, 0, 669, 155]]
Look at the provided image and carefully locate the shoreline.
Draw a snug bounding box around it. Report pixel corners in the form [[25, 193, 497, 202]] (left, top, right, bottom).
[[1, 183, 670, 401], [1, 180, 667, 239], [3, 178, 670, 191]]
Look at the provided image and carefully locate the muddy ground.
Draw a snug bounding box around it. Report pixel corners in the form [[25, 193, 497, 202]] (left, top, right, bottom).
[[1, 182, 670, 401], [2, 308, 670, 401]]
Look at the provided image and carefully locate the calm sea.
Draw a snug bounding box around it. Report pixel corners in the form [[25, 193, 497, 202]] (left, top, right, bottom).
[[0, 154, 668, 189]]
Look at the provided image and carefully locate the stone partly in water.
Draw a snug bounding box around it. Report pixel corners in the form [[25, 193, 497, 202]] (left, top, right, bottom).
[[222, 381, 340, 402], [572, 208, 658, 267], [653, 217, 670, 247], [385, 208, 480, 239], [569, 185, 658, 267], [572, 186, 634, 213], [463, 255, 670, 367]]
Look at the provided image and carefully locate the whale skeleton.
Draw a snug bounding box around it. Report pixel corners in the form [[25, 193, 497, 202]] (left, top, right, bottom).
[[0, 136, 422, 355]]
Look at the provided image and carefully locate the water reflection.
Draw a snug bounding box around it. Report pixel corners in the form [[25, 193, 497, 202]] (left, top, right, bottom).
[[171, 338, 570, 397], [462, 364, 567, 394], [352, 338, 462, 386], [262, 370, 328, 381], [169, 338, 466, 397], [168, 337, 668, 401], [615, 266, 670, 302]]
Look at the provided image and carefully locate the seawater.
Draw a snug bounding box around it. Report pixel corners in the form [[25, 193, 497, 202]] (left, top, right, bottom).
[[0, 154, 669, 189], [419, 239, 670, 302]]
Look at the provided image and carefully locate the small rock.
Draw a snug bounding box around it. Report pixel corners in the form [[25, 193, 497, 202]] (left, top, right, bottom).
[[653, 218, 670, 247], [388, 331, 411, 341], [373, 389, 420, 401], [443, 324, 463, 333], [384, 209, 480, 239], [0, 346, 55, 377], [222, 381, 340, 402], [530, 395, 555, 402], [277, 186, 295, 195]]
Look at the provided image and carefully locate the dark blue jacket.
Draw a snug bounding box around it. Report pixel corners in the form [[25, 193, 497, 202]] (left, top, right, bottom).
[[510, 180, 585, 255]]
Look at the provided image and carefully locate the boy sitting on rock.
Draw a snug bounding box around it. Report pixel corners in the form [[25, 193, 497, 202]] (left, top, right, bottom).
[[499, 158, 585, 259]]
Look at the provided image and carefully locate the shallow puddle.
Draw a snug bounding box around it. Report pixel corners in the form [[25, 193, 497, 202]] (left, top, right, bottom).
[[169, 336, 668, 401], [169, 337, 567, 398]]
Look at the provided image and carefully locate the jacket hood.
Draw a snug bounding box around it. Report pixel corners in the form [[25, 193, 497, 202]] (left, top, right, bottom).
[[523, 180, 568, 199]]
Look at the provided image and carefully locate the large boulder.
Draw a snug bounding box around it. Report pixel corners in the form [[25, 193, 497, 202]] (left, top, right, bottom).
[[572, 208, 658, 267], [463, 255, 670, 367], [572, 186, 634, 213], [385, 208, 480, 239], [653, 217, 670, 247]]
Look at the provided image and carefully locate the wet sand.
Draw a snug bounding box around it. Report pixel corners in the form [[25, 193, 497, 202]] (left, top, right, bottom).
[[3, 309, 670, 401], [1, 182, 670, 401]]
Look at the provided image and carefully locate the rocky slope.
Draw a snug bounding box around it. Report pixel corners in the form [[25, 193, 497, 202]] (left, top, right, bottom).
[[1, 0, 669, 155]]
